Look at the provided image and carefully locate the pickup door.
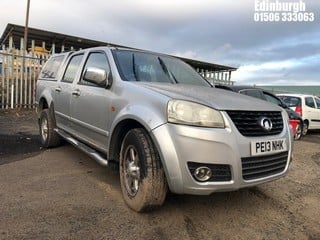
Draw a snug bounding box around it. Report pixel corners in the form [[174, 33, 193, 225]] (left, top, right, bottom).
[[55, 53, 84, 133], [69, 51, 112, 152]]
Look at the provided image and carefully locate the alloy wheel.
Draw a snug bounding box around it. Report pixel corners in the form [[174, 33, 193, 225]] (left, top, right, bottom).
[[123, 145, 141, 197]]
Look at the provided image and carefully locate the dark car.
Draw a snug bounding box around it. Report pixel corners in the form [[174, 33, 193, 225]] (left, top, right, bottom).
[[216, 85, 303, 140]]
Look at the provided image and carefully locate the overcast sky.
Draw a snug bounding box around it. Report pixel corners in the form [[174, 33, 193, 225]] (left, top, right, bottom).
[[1, 0, 319, 85]]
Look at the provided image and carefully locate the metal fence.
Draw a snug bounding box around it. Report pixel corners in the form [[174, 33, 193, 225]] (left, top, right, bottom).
[[0, 49, 49, 109]]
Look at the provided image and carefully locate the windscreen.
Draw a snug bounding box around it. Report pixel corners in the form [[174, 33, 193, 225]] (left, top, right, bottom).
[[113, 50, 210, 87]]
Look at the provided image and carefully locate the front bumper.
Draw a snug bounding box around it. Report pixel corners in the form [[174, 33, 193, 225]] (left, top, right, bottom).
[[151, 114, 293, 195]]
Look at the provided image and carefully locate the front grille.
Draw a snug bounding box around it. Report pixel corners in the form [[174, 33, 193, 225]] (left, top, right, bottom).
[[187, 162, 231, 182], [227, 111, 283, 137], [242, 151, 288, 180]]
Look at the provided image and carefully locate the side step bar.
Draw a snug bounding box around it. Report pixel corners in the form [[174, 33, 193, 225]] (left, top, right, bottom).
[[54, 128, 108, 167]]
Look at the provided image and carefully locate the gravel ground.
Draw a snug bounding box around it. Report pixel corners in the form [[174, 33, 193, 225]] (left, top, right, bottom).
[[0, 109, 319, 240]]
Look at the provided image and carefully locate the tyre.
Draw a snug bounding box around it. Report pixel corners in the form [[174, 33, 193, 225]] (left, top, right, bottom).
[[294, 122, 302, 140], [302, 121, 309, 136], [39, 109, 61, 148], [119, 128, 167, 212]]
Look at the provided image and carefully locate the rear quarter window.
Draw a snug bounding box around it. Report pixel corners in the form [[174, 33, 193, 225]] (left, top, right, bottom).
[[40, 55, 65, 80], [263, 92, 282, 105], [239, 89, 266, 100]]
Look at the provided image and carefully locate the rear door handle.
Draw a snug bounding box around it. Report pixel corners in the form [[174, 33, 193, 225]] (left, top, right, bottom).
[[72, 89, 81, 97], [55, 87, 62, 93]]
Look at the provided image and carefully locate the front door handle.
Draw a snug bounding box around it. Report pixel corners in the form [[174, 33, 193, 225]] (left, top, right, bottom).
[[72, 89, 81, 97]]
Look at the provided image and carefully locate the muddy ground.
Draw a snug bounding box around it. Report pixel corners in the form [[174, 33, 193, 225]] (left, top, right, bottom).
[[0, 109, 319, 240]]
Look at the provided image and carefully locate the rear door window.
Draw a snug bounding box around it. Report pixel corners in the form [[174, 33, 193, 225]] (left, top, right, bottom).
[[62, 54, 84, 83]]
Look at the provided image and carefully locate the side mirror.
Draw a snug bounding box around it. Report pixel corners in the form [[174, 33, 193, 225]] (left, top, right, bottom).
[[83, 67, 111, 87]]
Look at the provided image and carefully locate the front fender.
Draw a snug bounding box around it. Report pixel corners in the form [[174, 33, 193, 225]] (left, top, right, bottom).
[[107, 103, 168, 172], [110, 103, 167, 134]]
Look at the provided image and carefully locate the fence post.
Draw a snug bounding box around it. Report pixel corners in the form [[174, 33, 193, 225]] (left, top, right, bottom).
[[11, 84, 14, 109], [1, 47, 5, 109], [52, 43, 55, 54], [20, 38, 24, 108]]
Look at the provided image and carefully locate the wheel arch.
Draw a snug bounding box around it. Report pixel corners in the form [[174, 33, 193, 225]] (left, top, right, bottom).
[[107, 103, 166, 163], [108, 118, 170, 189], [108, 119, 146, 163], [302, 119, 309, 135], [38, 97, 49, 111], [37, 96, 56, 125]]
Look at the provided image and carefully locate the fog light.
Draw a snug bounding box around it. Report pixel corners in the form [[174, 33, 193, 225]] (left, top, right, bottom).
[[194, 167, 212, 182]]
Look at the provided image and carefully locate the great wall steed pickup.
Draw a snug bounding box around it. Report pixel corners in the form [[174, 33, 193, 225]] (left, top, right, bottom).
[[36, 46, 293, 212]]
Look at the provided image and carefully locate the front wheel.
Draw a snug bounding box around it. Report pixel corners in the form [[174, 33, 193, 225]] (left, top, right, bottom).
[[294, 122, 302, 140], [119, 128, 167, 212], [302, 121, 309, 136]]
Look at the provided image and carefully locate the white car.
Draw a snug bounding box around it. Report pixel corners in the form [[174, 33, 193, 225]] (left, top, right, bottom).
[[277, 94, 320, 135]]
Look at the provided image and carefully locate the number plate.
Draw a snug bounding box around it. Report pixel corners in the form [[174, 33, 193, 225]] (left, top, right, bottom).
[[251, 139, 287, 156]]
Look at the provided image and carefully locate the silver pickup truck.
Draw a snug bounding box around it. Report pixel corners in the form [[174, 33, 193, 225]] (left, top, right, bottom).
[[36, 46, 293, 212]]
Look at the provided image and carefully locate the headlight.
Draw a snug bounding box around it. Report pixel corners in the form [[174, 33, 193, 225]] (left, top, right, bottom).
[[167, 100, 225, 128]]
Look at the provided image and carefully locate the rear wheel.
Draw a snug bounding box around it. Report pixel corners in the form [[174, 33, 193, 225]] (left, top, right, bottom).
[[39, 109, 61, 148], [119, 128, 167, 212]]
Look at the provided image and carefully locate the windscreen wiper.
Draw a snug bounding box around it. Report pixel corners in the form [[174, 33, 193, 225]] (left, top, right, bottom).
[[132, 54, 139, 81], [158, 57, 177, 83]]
